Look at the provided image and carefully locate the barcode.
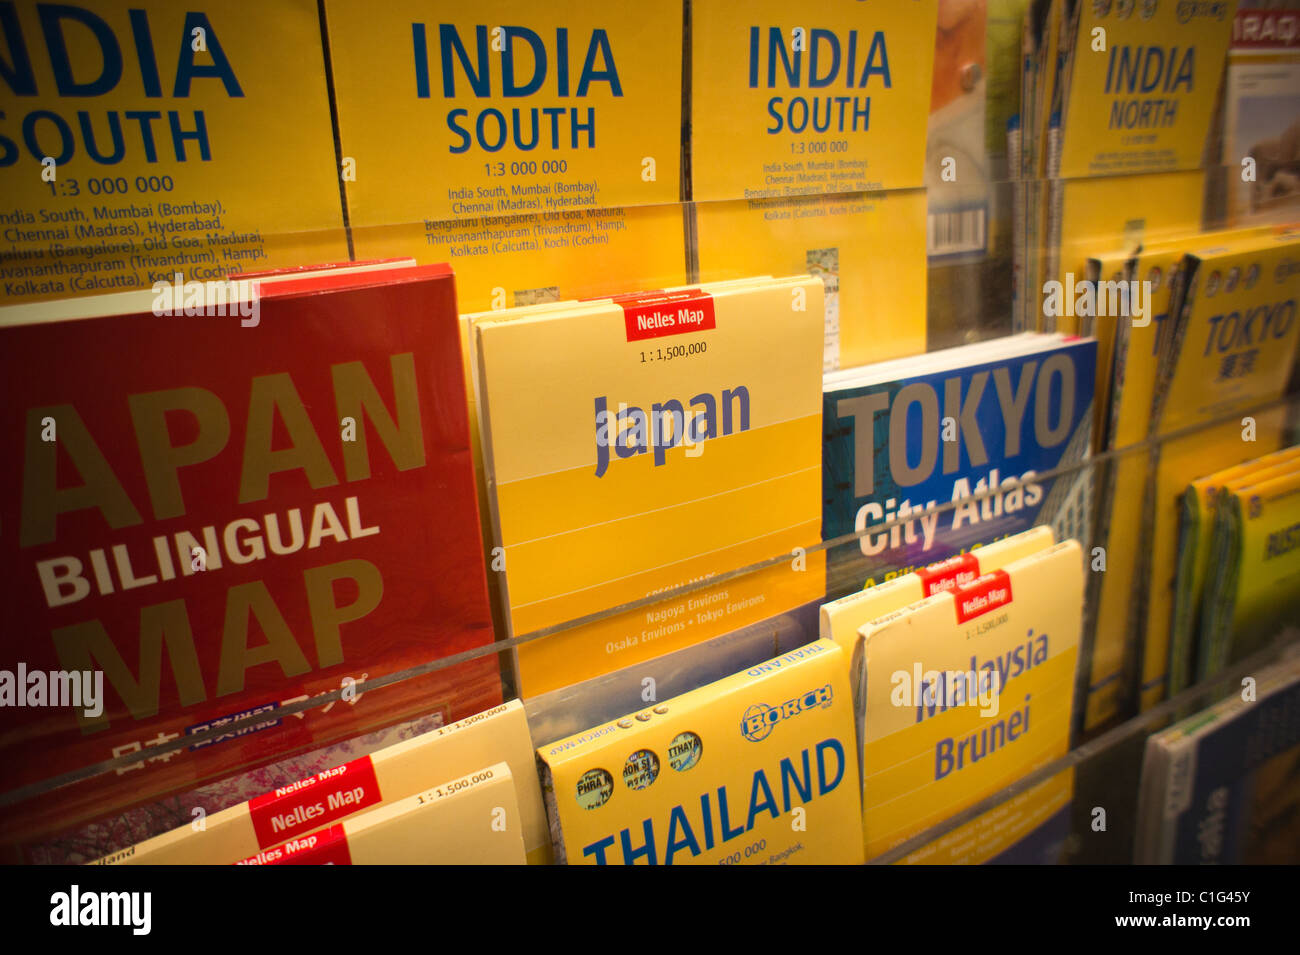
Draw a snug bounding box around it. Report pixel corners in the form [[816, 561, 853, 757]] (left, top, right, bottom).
[[927, 206, 987, 256]]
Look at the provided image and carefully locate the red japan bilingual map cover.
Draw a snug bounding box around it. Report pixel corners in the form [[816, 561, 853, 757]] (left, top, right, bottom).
[[0, 263, 501, 859]]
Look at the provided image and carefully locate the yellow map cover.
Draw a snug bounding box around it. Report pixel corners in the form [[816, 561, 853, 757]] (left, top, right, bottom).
[[97, 698, 550, 866], [235, 762, 526, 865], [1138, 229, 1300, 710], [1171, 446, 1300, 694], [1195, 456, 1300, 675], [1143, 415, 1291, 707], [1082, 226, 1285, 728], [819, 525, 1056, 652], [461, 299, 593, 641], [537, 638, 863, 865], [461, 279, 781, 539], [820, 523, 1055, 817], [1056, 0, 1237, 179], [1172, 457, 1266, 693], [326, 0, 690, 308], [1082, 240, 1184, 729], [695, 190, 927, 369], [858, 539, 1083, 860], [324, 0, 682, 225], [1208, 468, 1300, 669], [352, 203, 688, 313], [475, 277, 825, 697], [689, 0, 939, 201], [460, 281, 777, 645], [1081, 248, 1132, 443], [897, 767, 1075, 864], [1088, 223, 1280, 442], [1, 0, 348, 304], [1045, 170, 1205, 333]]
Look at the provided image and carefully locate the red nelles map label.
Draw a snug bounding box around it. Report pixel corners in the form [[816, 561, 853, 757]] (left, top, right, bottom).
[[916, 552, 981, 596], [621, 289, 717, 342], [248, 755, 383, 847], [953, 570, 1015, 623], [237, 823, 352, 865]]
